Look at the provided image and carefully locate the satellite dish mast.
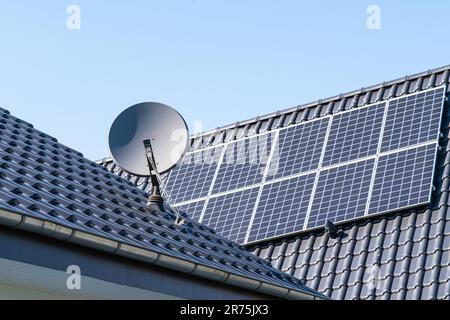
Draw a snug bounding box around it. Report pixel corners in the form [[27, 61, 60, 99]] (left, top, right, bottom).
[[108, 102, 189, 212]]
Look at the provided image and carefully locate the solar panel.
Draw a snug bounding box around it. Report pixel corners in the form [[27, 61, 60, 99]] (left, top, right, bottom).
[[247, 173, 316, 243], [381, 87, 445, 152], [368, 144, 436, 215], [212, 133, 274, 194], [307, 159, 375, 229], [265, 118, 329, 181], [322, 103, 385, 166], [165, 146, 223, 203], [201, 187, 259, 244], [177, 200, 205, 221]]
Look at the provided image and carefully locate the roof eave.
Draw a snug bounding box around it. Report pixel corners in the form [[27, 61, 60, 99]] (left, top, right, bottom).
[[0, 208, 326, 300]]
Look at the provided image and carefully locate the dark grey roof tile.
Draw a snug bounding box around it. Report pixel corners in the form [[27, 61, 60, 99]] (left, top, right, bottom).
[[330, 288, 342, 300], [259, 244, 274, 261], [390, 274, 403, 293], [320, 102, 334, 116], [308, 105, 322, 120], [344, 285, 359, 300], [284, 239, 300, 256], [437, 279, 450, 299], [284, 111, 297, 126], [297, 238, 311, 254], [443, 236, 450, 251], [245, 122, 258, 136], [334, 256, 347, 273], [293, 109, 305, 124], [314, 273, 327, 291], [270, 241, 286, 261], [332, 272, 346, 290], [281, 256, 294, 274], [350, 253, 363, 270], [420, 284, 435, 300]]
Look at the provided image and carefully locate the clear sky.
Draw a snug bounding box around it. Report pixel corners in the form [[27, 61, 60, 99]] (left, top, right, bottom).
[[0, 1, 449, 161]]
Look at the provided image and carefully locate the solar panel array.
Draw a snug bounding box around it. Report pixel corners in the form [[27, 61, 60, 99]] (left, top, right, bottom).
[[164, 86, 446, 244]]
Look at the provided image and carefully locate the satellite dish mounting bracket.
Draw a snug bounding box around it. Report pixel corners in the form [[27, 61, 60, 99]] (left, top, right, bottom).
[[143, 139, 165, 210]]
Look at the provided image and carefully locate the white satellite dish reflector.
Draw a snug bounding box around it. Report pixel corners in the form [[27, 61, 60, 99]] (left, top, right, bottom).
[[108, 102, 189, 210], [108, 102, 189, 177]]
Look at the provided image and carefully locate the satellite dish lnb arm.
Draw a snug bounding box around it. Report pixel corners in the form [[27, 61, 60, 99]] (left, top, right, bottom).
[[143, 139, 164, 209], [143, 139, 160, 187]]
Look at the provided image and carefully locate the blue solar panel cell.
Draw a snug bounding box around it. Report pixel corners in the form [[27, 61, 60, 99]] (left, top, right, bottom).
[[322, 103, 385, 166], [212, 133, 274, 194], [201, 187, 259, 244], [307, 159, 375, 229], [381, 87, 444, 152], [266, 118, 329, 181], [368, 144, 436, 215], [177, 200, 205, 221], [165, 146, 223, 203], [247, 173, 316, 243]]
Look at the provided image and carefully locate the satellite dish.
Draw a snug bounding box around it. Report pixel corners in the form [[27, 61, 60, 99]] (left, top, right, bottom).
[[108, 102, 189, 177], [108, 102, 189, 211]]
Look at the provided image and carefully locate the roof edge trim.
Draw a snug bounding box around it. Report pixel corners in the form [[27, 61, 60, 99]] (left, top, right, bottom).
[[0, 208, 326, 300]]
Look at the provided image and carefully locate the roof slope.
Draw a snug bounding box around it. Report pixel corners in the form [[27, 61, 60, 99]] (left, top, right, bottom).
[[0, 106, 324, 300], [100, 64, 450, 299]]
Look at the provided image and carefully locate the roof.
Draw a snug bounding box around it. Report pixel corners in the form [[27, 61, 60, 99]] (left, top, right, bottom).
[[99, 64, 450, 299], [0, 106, 324, 300]]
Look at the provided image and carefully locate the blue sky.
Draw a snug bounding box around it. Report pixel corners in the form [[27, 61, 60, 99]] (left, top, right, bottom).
[[0, 1, 449, 160]]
